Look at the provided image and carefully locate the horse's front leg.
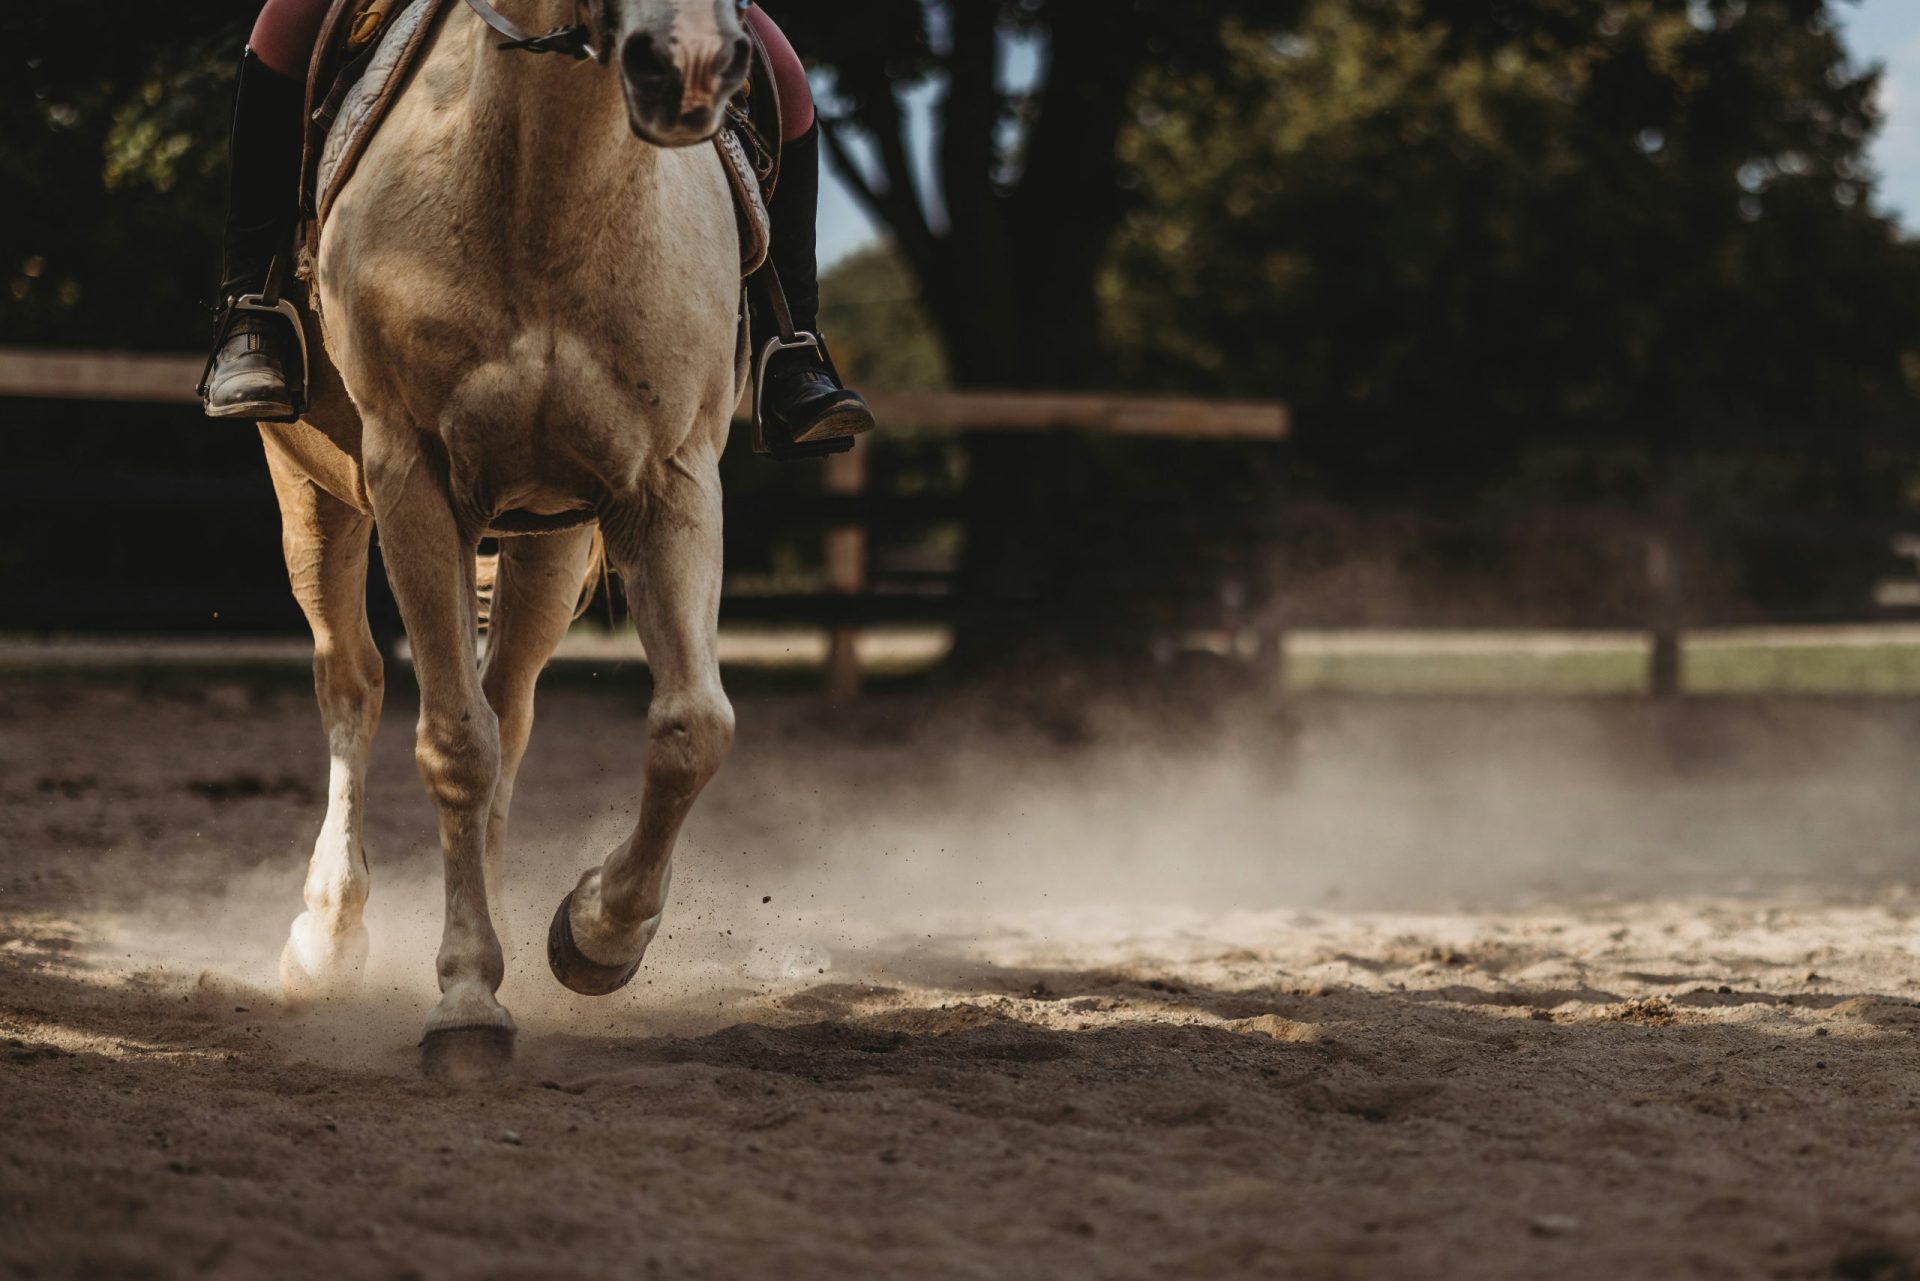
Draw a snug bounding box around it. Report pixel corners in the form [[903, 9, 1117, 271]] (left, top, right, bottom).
[[548, 464, 734, 995], [479, 528, 599, 939], [364, 429, 512, 1073], [263, 434, 383, 1002]]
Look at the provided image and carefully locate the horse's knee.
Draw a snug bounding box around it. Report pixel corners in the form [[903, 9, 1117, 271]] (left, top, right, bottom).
[[645, 689, 734, 793], [415, 705, 502, 812], [301, 849, 370, 918], [314, 640, 384, 729]]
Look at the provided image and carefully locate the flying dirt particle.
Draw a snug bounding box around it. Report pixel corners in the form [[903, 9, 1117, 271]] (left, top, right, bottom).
[[1531, 1215, 1580, 1238], [763, 896, 772, 904], [498, 1130, 522, 1146]]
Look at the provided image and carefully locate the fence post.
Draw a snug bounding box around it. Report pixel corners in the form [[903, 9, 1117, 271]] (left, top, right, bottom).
[[823, 441, 868, 701], [1645, 529, 1683, 698]]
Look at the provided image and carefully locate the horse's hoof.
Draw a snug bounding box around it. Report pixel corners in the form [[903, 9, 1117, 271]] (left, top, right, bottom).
[[547, 889, 641, 997], [421, 1025, 515, 1082], [279, 916, 368, 1005]]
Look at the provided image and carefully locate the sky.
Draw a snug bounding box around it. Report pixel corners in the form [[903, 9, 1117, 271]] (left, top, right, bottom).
[[1845, 0, 1920, 231], [815, 0, 1920, 270]]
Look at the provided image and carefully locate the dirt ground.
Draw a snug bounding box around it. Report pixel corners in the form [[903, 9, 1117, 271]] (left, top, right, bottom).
[[5, 669, 1920, 1280]]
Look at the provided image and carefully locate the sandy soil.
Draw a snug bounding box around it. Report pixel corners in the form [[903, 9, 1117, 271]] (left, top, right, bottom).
[[4, 672, 1920, 1280]]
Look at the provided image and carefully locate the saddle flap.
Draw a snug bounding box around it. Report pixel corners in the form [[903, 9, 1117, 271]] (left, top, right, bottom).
[[718, 127, 771, 276], [302, 0, 405, 215], [717, 22, 786, 275], [302, 0, 452, 264]]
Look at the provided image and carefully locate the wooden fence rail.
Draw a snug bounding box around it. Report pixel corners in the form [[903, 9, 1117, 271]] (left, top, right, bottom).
[[0, 346, 1290, 440], [10, 348, 1914, 700], [0, 347, 1290, 698]]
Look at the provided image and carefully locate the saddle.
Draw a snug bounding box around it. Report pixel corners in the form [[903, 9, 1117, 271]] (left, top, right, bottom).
[[294, 0, 780, 282]]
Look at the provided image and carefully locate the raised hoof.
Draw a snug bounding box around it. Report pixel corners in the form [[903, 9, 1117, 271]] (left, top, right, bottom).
[[421, 1025, 515, 1083], [278, 916, 369, 1006], [547, 889, 642, 997]]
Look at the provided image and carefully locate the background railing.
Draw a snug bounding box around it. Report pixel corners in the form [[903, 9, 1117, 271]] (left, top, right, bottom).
[[8, 347, 1918, 700], [0, 347, 1290, 697]]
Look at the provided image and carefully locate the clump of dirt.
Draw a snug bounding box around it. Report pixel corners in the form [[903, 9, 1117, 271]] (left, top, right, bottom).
[[1604, 996, 1680, 1026]]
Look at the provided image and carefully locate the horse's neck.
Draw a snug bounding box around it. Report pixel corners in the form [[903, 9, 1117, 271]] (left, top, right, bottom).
[[455, 6, 653, 215]]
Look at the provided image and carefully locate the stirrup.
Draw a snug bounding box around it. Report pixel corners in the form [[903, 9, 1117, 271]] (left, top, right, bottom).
[[197, 258, 310, 422], [751, 331, 857, 460]]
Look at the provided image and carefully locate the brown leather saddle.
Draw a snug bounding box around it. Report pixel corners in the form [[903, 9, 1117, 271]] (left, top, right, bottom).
[[294, 0, 781, 280]]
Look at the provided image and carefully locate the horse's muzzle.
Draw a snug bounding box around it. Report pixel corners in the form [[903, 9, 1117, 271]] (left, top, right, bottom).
[[620, 30, 750, 146]]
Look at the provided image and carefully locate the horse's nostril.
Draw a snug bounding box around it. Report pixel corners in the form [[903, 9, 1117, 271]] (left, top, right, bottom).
[[620, 31, 674, 81]]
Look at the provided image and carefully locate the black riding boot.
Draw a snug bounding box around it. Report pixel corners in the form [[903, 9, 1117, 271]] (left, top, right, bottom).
[[752, 123, 877, 453], [202, 49, 306, 421]]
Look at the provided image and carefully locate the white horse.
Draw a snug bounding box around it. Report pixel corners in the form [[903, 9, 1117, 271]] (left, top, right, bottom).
[[260, 0, 752, 1071]]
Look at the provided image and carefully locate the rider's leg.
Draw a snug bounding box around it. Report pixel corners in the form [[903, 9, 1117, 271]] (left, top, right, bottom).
[[744, 8, 877, 448], [250, 0, 332, 78], [203, 0, 329, 420], [747, 7, 815, 142]]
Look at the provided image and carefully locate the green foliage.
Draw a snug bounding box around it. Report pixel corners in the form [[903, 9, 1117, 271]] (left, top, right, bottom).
[[1106, 0, 1920, 450], [0, 8, 246, 347], [819, 243, 950, 391]]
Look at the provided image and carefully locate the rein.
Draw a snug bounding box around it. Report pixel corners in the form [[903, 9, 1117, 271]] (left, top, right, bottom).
[[460, 0, 756, 61], [461, 0, 599, 59]]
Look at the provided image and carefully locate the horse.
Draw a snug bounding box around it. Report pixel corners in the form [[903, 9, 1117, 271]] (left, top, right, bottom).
[[258, 0, 753, 1072]]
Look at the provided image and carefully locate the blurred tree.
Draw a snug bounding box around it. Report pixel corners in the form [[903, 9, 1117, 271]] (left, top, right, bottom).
[[1106, 0, 1920, 464], [797, 0, 1920, 656], [817, 242, 950, 391], [782, 0, 1300, 666], [1099, 0, 1920, 624], [784, 0, 1296, 387], [0, 5, 251, 348]]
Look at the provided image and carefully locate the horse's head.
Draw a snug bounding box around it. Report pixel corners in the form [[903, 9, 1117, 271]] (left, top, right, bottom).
[[607, 0, 751, 147]]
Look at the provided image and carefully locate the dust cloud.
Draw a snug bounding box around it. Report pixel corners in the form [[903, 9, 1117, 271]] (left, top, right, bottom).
[[10, 677, 1920, 1278], [35, 679, 1920, 1063]]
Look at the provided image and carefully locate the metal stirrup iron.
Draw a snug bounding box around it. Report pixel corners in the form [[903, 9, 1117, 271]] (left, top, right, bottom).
[[749, 260, 853, 458], [197, 252, 312, 420]]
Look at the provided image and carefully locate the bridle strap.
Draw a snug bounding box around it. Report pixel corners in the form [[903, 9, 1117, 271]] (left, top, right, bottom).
[[462, 0, 597, 59]]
